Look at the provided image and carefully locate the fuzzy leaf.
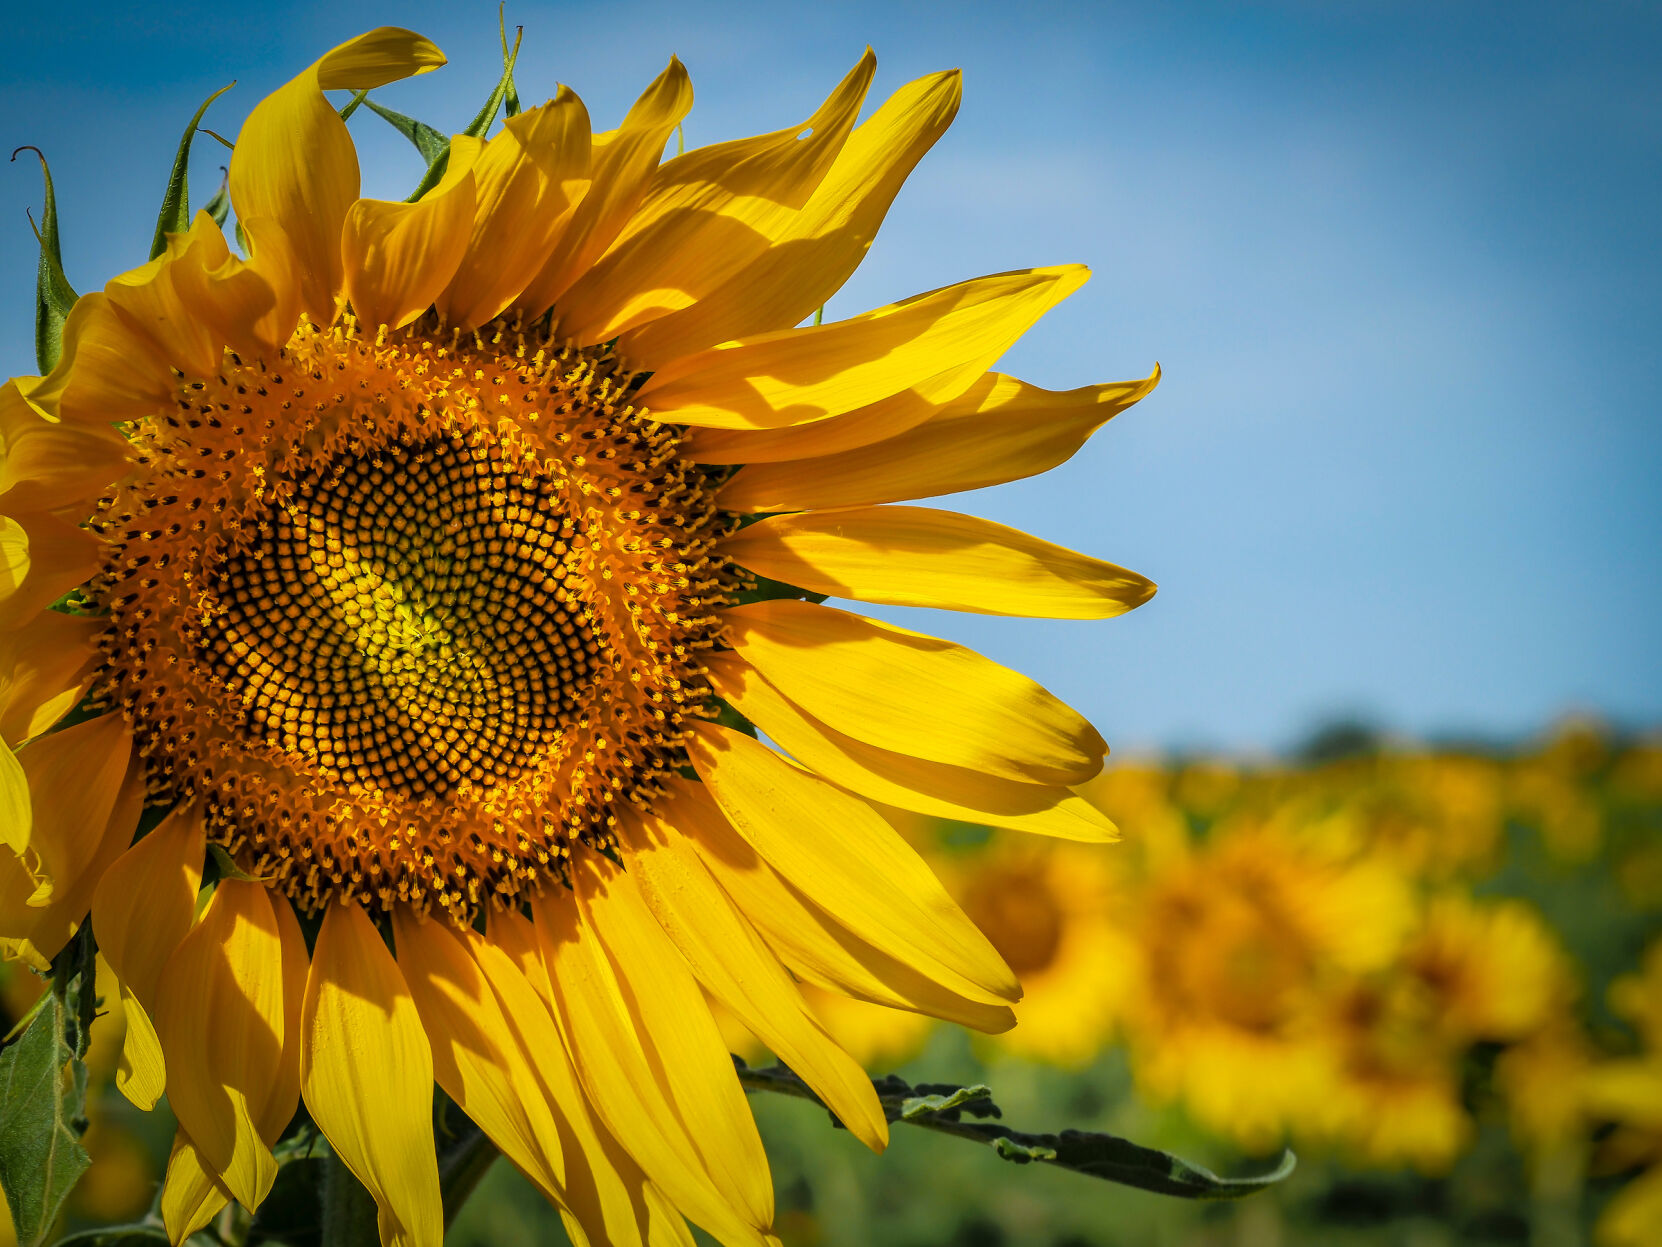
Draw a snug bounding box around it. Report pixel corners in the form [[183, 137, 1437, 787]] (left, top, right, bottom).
[[13, 147, 78, 374], [149, 82, 235, 259], [0, 994, 90, 1246]]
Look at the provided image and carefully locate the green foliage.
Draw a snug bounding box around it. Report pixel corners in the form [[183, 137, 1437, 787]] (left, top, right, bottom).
[[733, 1060, 1295, 1202], [0, 993, 91, 1246], [50, 1228, 170, 1246], [355, 13, 523, 205], [149, 83, 235, 259], [360, 101, 447, 166], [12, 146, 78, 374], [899, 1083, 992, 1120]]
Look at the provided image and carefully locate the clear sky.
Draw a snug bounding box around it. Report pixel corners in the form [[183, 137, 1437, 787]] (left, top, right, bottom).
[[4, 1, 1658, 754]]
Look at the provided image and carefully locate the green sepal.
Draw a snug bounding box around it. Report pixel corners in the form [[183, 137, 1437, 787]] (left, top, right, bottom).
[[201, 168, 231, 229], [337, 87, 370, 121], [728, 570, 828, 608], [13, 146, 78, 375], [207, 842, 274, 884], [499, 5, 522, 117], [0, 993, 92, 1247], [149, 82, 235, 260], [402, 15, 525, 203], [361, 100, 448, 166]]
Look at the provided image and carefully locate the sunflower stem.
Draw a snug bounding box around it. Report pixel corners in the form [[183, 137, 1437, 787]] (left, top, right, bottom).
[[438, 1125, 501, 1229], [320, 1149, 378, 1247]]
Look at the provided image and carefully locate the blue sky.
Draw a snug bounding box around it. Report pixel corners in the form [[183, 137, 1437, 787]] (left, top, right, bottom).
[[4, 1, 1658, 754]]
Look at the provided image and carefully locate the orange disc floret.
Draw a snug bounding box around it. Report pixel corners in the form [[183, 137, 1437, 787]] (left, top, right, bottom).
[[81, 315, 733, 918]]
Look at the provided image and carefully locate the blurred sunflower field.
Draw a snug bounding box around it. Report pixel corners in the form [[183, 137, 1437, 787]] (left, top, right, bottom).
[[5, 717, 1658, 1247]]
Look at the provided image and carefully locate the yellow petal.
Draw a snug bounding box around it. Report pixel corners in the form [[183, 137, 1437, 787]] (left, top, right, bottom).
[[1, 713, 141, 966], [115, 983, 167, 1115], [622, 67, 960, 367], [436, 92, 592, 331], [571, 851, 776, 1235], [557, 52, 875, 353], [0, 510, 101, 634], [153, 880, 286, 1210], [533, 882, 775, 1247], [719, 367, 1161, 506], [515, 58, 693, 318], [301, 901, 442, 1247], [685, 364, 979, 466], [230, 28, 446, 325], [0, 517, 26, 603], [104, 215, 258, 376], [93, 801, 205, 1110], [0, 608, 103, 746], [161, 1131, 231, 1244], [723, 505, 1156, 619], [0, 378, 128, 514], [723, 599, 1105, 785], [658, 777, 1015, 1033], [706, 653, 1117, 841], [618, 809, 889, 1150], [688, 722, 1018, 1006], [0, 738, 26, 859], [392, 908, 572, 1206], [636, 266, 1088, 430], [28, 293, 176, 424], [343, 151, 479, 331], [470, 922, 685, 1247], [39, 214, 293, 425], [260, 890, 311, 1137], [160, 894, 307, 1238]]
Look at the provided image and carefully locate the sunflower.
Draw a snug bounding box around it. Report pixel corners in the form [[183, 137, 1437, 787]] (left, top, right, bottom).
[[1581, 940, 1662, 1247], [0, 27, 1157, 1247], [1116, 817, 1413, 1151], [1316, 893, 1575, 1172], [938, 836, 1132, 1069]]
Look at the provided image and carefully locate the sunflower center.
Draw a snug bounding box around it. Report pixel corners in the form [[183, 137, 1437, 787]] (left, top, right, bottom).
[[201, 430, 596, 799], [89, 318, 732, 917], [962, 867, 1066, 976]]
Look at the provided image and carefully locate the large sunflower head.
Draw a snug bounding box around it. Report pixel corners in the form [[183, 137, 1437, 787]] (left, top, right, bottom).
[[1, 28, 1157, 1247]]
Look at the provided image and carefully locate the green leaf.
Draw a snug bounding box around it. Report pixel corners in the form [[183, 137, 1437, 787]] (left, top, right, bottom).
[[997, 1131, 1298, 1201], [361, 100, 448, 165], [0, 994, 91, 1246], [12, 146, 78, 374], [50, 1227, 170, 1246], [52, 926, 99, 1062], [900, 1083, 993, 1120], [993, 1137, 1058, 1163], [149, 82, 235, 260], [733, 1061, 1297, 1202]]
